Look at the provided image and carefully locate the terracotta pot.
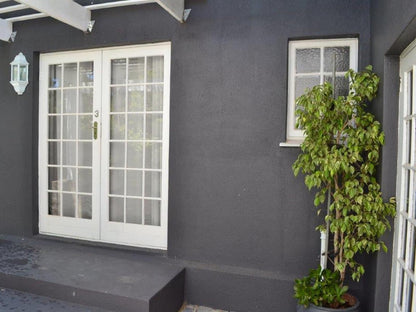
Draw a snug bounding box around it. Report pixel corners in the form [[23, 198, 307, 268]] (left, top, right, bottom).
[[296, 301, 360, 312]]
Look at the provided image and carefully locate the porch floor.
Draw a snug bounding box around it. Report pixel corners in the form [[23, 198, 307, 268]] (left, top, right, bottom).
[[0, 235, 185, 312]]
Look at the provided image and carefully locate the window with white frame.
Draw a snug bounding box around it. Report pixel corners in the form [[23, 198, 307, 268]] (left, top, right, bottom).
[[284, 38, 358, 144]]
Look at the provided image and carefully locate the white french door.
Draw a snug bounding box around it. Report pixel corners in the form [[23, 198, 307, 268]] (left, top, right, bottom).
[[390, 39, 416, 311], [39, 43, 170, 249]]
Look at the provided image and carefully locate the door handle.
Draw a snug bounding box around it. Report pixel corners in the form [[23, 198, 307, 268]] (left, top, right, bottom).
[[92, 121, 98, 140]]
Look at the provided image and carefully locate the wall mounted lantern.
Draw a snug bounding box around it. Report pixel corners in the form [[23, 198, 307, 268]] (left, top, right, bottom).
[[10, 52, 29, 95]]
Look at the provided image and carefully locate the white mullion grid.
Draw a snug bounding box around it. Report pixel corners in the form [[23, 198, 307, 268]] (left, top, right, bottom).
[[48, 190, 92, 196], [109, 82, 161, 87], [109, 139, 162, 143], [107, 194, 161, 201], [59, 63, 64, 217], [48, 113, 94, 117], [141, 56, 148, 224], [75, 62, 80, 218], [49, 164, 92, 169], [109, 167, 161, 172], [124, 58, 129, 223], [49, 86, 92, 91]]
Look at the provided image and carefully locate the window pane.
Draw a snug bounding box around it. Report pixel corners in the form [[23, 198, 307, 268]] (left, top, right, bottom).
[[62, 142, 76, 166], [79, 115, 93, 140], [324, 46, 350, 72], [62, 167, 76, 192], [48, 116, 61, 139], [296, 48, 320, 73], [63, 63, 77, 87], [109, 197, 124, 222], [111, 59, 126, 85], [48, 167, 60, 190], [146, 114, 163, 140], [128, 57, 145, 84], [78, 142, 92, 167], [126, 198, 142, 224], [144, 200, 160, 226], [78, 168, 92, 193], [324, 75, 349, 97], [295, 76, 320, 99], [79, 62, 94, 87], [48, 142, 60, 165], [145, 142, 162, 169], [62, 116, 76, 140]]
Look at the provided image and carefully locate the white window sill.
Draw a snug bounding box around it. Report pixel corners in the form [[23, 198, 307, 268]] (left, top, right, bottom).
[[279, 141, 302, 147]]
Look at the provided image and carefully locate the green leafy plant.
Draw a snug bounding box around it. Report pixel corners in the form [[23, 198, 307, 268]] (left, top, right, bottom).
[[292, 66, 396, 307], [294, 267, 349, 308]]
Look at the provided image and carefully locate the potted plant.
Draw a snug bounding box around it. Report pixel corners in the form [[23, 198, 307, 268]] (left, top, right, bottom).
[[292, 66, 396, 311]]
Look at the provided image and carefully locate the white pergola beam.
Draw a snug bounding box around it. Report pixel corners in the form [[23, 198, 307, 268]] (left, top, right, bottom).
[[0, 17, 13, 42], [155, 0, 184, 22], [15, 0, 92, 32]]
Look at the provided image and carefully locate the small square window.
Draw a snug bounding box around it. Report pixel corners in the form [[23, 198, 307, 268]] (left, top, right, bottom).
[[284, 38, 358, 145]]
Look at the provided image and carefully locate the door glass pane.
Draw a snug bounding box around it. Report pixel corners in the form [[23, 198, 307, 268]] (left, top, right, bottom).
[[127, 142, 143, 168], [48, 116, 61, 139], [110, 142, 125, 167], [63, 116, 76, 139], [79, 88, 93, 113], [63, 63, 77, 87], [79, 62, 94, 87], [296, 48, 320, 73], [48, 167, 60, 190], [144, 200, 160, 226], [63, 89, 77, 113], [111, 59, 126, 85], [78, 142, 92, 166], [146, 85, 163, 111], [49, 90, 61, 114], [126, 170, 142, 196], [79, 195, 92, 219], [62, 193, 76, 217], [128, 86, 145, 112], [111, 87, 126, 112], [147, 56, 164, 82], [109, 197, 124, 222], [144, 171, 161, 198], [48, 142, 60, 165], [146, 114, 163, 140], [79, 115, 93, 140], [48, 192, 60, 216], [78, 169, 92, 193], [145, 143, 162, 169], [62, 167, 76, 192], [128, 57, 145, 84], [110, 169, 124, 195], [49, 64, 62, 88], [127, 114, 144, 140], [110, 115, 125, 140], [126, 198, 142, 224], [62, 142, 76, 166]]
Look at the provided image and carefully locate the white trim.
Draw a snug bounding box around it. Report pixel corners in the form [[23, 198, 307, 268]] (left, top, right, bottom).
[[15, 0, 92, 32], [390, 37, 416, 312], [285, 38, 358, 143]]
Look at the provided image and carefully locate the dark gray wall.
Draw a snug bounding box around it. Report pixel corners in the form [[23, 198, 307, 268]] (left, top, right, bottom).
[[0, 1, 372, 311], [370, 1, 416, 311]]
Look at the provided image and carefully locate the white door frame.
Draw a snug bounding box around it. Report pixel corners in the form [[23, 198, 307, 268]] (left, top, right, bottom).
[[390, 38, 416, 312], [38, 43, 170, 250]]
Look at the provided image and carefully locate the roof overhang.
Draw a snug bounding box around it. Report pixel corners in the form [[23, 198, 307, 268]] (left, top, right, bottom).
[[0, 0, 190, 42]]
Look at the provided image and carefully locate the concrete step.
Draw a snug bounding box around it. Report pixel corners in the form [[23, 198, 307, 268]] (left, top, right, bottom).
[[0, 235, 185, 312]]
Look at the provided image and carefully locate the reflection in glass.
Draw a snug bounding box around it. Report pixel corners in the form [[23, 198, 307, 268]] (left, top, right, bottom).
[[147, 56, 164, 82], [146, 114, 163, 140], [48, 90, 61, 114], [144, 200, 160, 226], [127, 142, 143, 168], [79, 195, 92, 219], [63, 89, 77, 113], [79, 62, 94, 86], [126, 198, 142, 224], [48, 116, 61, 139], [111, 59, 126, 85], [64, 63, 77, 87], [109, 197, 124, 222], [48, 192, 60, 216], [144, 171, 161, 198], [126, 170, 142, 196], [110, 142, 125, 167], [146, 85, 163, 111], [296, 48, 320, 73], [110, 169, 124, 195], [128, 57, 145, 83]]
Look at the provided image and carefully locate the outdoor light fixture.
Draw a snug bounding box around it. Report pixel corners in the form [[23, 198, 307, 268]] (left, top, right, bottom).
[[10, 52, 29, 95]]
